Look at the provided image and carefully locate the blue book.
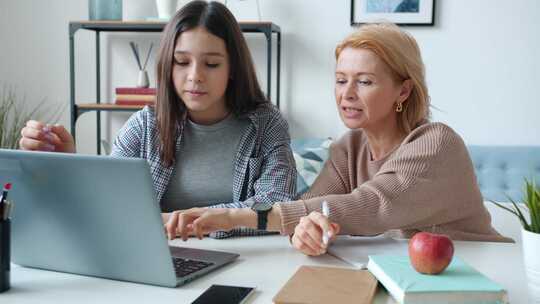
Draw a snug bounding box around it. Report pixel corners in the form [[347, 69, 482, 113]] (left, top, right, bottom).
[[367, 255, 508, 304]]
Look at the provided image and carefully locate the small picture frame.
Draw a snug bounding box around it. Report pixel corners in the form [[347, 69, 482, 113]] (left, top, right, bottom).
[[350, 0, 435, 26]]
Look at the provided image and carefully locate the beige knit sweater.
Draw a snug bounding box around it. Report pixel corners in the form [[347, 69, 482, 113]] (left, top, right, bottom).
[[279, 122, 513, 242]]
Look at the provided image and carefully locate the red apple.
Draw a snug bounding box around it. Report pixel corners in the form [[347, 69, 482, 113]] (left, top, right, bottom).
[[408, 232, 454, 275]]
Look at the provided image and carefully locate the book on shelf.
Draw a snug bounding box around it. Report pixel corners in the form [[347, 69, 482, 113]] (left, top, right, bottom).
[[115, 100, 154, 106], [115, 94, 155, 102], [272, 265, 378, 304], [115, 87, 156, 95], [367, 255, 508, 304]]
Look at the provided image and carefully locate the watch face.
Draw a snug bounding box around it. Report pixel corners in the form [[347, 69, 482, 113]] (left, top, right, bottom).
[[251, 202, 273, 212]]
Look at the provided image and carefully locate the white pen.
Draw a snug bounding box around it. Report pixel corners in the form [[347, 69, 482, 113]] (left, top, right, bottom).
[[321, 201, 331, 245]]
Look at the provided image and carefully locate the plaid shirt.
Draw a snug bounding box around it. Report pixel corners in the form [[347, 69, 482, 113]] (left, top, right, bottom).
[[110, 103, 297, 238]]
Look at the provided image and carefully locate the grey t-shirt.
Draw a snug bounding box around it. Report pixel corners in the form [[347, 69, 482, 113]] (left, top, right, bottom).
[[161, 114, 250, 212]]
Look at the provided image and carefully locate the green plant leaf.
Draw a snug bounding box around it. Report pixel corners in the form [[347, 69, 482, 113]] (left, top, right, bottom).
[[525, 179, 540, 233], [489, 200, 520, 217], [0, 85, 63, 149], [491, 177, 540, 233], [509, 195, 531, 231]]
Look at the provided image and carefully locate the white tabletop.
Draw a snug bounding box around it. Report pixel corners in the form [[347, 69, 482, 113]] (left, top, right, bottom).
[[2, 203, 529, 303], [4, 235, 350, 303]]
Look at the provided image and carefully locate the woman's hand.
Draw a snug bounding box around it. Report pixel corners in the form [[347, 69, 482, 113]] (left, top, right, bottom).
[[291, 211, 340, 256], [164, 208, 238, 241], [19, 120, 76, 153]]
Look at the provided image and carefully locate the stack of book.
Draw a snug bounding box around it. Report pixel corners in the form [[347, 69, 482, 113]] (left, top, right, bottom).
[[367, 255, 508, 304], [115, 87, 156, 106]]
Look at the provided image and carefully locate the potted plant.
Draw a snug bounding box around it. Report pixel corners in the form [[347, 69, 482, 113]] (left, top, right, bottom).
[[491, 179, 540, 303], [0, 85, 62, 149]]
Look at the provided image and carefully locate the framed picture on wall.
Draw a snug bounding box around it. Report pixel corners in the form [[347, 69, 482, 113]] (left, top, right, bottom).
[[350, 0, 435, 26]]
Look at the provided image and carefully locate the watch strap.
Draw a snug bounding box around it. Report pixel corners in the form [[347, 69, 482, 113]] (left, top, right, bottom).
[[256, 208, 271, 230]]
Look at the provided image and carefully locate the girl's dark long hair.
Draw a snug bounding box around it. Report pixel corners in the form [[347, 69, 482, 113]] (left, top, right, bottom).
[[155, 0, 267, 167]]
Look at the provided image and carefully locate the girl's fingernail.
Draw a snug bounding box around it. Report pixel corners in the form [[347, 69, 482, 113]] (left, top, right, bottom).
[[43, 126, 51, 133]]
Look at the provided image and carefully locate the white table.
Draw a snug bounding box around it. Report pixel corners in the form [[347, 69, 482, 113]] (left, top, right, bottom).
[[3, 203, 529, 303], [3, 235, 350, 303]]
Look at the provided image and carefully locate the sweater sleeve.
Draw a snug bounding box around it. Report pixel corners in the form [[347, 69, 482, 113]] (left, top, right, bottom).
[[279, 123, 484, 236]]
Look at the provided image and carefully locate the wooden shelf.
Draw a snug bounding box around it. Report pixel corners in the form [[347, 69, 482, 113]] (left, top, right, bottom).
[[69, 20, 280, 33], [76, 103, 148, 112]]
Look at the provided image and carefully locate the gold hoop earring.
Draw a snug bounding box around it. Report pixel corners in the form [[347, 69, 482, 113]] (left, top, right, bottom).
[[396, 102, 403, 113]]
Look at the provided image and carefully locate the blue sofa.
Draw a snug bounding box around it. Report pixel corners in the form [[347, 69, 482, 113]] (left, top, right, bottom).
[[292, 139, 540, 202], [467, 145, 540, 202]]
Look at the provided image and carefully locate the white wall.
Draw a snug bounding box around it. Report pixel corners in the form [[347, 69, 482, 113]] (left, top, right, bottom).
[[1, 0, 539, 155]]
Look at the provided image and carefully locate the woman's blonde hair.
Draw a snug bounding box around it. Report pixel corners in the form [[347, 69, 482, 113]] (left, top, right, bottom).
[[335, 23, 430, 133]]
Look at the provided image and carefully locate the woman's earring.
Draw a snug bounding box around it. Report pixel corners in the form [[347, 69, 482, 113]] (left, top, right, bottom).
[[396, 102, 403, 113]]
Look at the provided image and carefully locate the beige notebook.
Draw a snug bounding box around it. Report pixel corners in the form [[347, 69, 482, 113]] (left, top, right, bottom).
[[273, 265, 378, 304]]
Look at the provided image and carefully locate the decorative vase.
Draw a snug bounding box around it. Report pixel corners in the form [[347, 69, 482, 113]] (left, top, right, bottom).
[[155, 0, 178, 20], [522, 228, 540, 303], [137, 70, 150, 88], [123, 0, 155, 21], [88, 0, 123, 20], [224, 0, 261, 21]]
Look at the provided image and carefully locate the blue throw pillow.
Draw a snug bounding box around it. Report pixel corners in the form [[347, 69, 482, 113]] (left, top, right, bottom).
[[291, 138, 332, 197]]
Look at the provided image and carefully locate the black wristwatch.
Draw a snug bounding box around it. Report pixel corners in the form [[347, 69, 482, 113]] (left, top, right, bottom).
[[251, 202, 273, 230]]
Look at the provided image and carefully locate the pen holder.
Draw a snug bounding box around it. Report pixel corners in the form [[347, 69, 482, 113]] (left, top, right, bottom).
[[0, 219, 10, 293]]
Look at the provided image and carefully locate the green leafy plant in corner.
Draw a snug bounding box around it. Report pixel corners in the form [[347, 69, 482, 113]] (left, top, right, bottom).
[[490, 179, 540, 234], [0, 85, 63, 149]]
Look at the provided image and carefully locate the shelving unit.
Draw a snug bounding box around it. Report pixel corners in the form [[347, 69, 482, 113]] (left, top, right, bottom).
[[69, 20, 281, 154]]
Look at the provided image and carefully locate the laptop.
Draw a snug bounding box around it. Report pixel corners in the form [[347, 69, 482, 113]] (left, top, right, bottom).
[[0, 149, 239, 287]]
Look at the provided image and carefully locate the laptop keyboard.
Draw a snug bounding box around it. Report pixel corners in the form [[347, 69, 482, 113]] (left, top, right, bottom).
[[172, 257, 214, 278]]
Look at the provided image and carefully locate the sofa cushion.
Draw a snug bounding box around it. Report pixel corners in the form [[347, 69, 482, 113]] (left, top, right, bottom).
[[467, 145, 540, 202], [291, 138, 332, 196]]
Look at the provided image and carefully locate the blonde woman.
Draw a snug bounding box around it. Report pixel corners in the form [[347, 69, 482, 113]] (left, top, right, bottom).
[[165, 23, 512, 254]]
